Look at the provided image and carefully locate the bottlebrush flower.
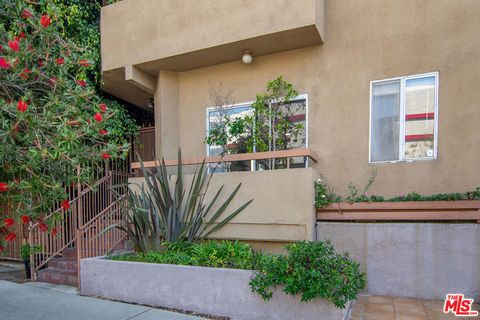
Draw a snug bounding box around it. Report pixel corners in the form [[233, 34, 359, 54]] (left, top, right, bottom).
[[4, 218, 14, 227], [76, 80, 86, 87], [0, 57, 10, 69], [21, 9, 33, 19], [40, 15, 51, 28], [8, 39, 20, 52], [51, 228, 58, 237], [99, 103, 107, 113], [21, 216, 30, 224], [102, 153, 111, 159], [61, 200, 70, 210], [15, 33, 26, 41], [99, 129, 108, 135], [38, 221, 48, 233], [38, 59, 44, 67], [17, 99, 28, 112], [5, 232, 16, 242], [0, 182, 8, 192], [20, 68, 31, 80], [94, 112, 102, 122], [79, 60, 91, 67], [55, 58, 65, 65]]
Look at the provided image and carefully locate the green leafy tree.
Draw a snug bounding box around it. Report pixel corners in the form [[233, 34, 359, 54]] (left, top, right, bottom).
[[0, 1, 128, 248], [205, 77, 305, 168], [37, 0, 141, 144]]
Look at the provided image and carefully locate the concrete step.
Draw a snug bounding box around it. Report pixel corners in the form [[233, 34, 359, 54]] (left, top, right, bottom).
[[48, 259, 78, 272], [36, 269, 78, 287]]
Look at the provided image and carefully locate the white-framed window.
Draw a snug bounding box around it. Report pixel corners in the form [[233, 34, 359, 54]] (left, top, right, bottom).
[[369, 72, 439, 163], [206, 94, 308, 171]]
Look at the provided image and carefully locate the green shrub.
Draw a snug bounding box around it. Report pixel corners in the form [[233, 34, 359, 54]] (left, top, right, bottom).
[[110, 240, 261, 270], [250, 241, 366, 309], [314, 180, 342, 208]]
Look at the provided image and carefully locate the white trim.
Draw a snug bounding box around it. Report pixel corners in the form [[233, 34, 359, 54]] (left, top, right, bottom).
[[369, 71, 439, 164]]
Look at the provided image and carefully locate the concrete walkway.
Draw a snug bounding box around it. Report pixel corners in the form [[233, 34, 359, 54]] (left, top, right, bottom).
[[0, 280, 206, 320]]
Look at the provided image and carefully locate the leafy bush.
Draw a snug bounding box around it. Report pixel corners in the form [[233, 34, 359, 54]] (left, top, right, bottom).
[[250, 241, 366, 308], [315, 180, 342, 208], [110, 240, 261, 270], [315, 180, 480, 208], [110, 240, 366, 309]]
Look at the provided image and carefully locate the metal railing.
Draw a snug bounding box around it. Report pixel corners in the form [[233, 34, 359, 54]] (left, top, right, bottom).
[[130, 148, 319, 170], [76, 195, 127, 285], [27, 167, 132, 280]]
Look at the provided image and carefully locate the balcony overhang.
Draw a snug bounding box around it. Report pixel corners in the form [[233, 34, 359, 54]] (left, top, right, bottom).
[[100, 0, 325, 108]]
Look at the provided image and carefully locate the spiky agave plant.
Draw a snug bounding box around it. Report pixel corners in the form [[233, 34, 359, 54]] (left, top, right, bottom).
[[114, 149, 252, 252]]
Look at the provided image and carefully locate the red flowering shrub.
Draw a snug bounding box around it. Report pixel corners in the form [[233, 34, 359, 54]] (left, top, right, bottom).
[[0, 1, 129, 246]]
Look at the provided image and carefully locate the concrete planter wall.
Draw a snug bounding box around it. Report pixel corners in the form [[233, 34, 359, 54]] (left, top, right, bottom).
[[317, 222, 480, 300], [80, 258, 351, 320]]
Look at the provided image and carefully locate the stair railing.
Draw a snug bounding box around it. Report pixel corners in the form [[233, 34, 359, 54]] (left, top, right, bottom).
[[28, 174, 112, 280]]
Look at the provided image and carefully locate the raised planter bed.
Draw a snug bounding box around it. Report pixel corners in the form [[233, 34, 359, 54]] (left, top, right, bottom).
[[316, 200, 480, 222], [80, 257, 352, 320]]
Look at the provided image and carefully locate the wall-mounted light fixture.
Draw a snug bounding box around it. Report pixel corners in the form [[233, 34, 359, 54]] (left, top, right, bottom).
[[242, 49, 253, 64], [147, 98, 154, 109]]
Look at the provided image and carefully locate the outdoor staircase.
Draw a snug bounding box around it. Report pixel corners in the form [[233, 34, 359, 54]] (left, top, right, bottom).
[[28, 170, 132, 287], [36, 248, 79, 287]]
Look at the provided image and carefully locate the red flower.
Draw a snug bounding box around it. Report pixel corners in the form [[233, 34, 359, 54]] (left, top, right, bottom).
[[4, 218, 14, 227], [0, 182, 8, 192], [38, 59, 45, 67], [102, 153, 111, 159], [76, 80, 86, 87], [55, 58, 64, 65], [21, 215, 30, 224], [8, 39, 20, 52], [99, 103, 107, 113], [20, 68, 31, 80], [94, 112, 102, 122], [5, 232, 16, 242], [0, 57, 10, 69], [17, 99, 28, 112], [21, 9, 33, 19], [99, 129, 108, 135], [51, 227, 58, 237], [40, 15, 51, 28], [79, 60, 90, 67], [61, 200, 70, 210], [15, 33, 26, 42], [38, 221, 48, 233]]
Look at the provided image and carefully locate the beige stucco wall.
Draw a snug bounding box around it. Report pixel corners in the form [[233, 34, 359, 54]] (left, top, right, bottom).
[[168, 0, 480, 197], [129, 168, 317, 243], [103, 0, 480, 197], [101, 0, 323, 72]]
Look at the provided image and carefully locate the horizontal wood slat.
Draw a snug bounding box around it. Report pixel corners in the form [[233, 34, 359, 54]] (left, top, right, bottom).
[[317, 201, 480, 221], [131, 148, 319, 170]]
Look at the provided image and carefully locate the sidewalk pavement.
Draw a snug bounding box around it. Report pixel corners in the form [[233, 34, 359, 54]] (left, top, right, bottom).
[[0, 280, 206, 320]]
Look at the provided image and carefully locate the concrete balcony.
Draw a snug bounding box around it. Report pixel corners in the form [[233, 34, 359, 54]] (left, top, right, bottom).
[[100, 0, 325, 107]]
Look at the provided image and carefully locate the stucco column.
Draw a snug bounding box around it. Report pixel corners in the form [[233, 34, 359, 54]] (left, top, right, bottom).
[[154, 71, 179, 160]]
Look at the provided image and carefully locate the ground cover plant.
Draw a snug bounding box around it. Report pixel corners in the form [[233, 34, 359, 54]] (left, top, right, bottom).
[[315, 180, 480, 208], [110, 240, 366, 309]]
